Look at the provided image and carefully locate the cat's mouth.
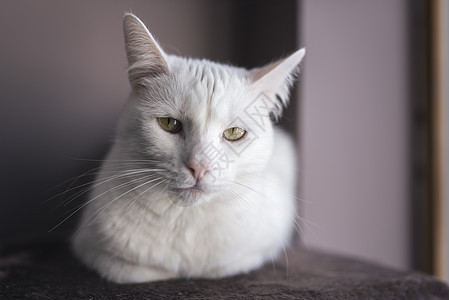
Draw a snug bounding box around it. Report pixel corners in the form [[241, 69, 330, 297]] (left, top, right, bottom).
[[178, 186, 206, 197], [171, 186, 210, 206]]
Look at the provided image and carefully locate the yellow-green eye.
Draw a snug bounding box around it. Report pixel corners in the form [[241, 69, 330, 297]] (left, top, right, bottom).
[[157, 117, 182, 133], [223, 127, 246, 141]]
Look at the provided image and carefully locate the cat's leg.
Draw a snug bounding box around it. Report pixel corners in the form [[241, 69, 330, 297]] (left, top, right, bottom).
[[78, 248, 176, 283], [103, 259, 176, 283]]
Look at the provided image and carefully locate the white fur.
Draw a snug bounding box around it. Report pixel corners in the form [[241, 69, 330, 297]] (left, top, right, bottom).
[[72, 14, 304, 283]]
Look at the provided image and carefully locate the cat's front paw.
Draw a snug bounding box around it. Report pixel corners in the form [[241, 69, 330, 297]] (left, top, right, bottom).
[[104, 263, 176, 284], [97, 257, 177, 283]]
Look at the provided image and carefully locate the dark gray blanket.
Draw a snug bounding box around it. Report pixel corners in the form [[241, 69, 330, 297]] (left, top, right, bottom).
[[1, 241, 448, 299]]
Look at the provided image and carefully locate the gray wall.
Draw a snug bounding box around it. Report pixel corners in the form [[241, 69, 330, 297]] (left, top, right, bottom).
[[300, 0, 409, 269]]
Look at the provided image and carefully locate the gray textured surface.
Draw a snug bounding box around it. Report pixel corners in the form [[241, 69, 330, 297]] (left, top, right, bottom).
[[1, 242, 448, 299]]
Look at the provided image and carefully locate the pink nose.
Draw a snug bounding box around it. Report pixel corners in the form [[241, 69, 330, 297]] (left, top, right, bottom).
[[186, 162, 208, 182]]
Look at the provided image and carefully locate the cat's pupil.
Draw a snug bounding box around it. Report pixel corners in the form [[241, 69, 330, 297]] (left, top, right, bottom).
[[157, 117, 182, 133], [223, 127, 246, 141]]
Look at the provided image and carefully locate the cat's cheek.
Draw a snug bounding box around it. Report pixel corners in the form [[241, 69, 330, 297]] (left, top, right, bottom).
[[142, 124, 186, 159]]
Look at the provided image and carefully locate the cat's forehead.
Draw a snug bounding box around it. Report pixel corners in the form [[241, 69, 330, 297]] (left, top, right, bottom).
[[167, 56, 255, 123], [170, 56, 249, 93]]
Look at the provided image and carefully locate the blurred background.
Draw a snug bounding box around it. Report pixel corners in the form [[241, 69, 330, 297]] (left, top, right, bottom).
[[0, 0, 447, 280]]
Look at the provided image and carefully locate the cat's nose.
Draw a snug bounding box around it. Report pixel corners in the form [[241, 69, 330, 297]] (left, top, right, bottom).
[[186, 162, 208, 182]]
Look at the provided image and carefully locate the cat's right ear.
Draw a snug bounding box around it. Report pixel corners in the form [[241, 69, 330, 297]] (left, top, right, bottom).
[[123, 13, 169, 88]]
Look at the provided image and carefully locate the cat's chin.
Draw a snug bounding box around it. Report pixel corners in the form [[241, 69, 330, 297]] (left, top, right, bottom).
[[170, 187, 211, 207]]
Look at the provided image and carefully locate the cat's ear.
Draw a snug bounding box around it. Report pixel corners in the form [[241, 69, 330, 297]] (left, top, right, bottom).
[[123, 13, 169, 88], [251, 48, 305, 120]]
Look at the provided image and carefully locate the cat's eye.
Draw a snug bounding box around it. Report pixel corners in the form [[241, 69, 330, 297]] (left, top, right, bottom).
[[223, 127, 246, 141], [157, 117, 182, 133]]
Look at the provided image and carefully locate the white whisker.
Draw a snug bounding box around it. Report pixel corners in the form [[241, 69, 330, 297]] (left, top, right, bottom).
[[87, 178, 167, 225], [49, 168, 162, 206], [49, 173, 156, 232]]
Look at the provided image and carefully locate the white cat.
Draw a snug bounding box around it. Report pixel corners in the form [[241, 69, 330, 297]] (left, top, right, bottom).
[[72, 13, 305, 283]]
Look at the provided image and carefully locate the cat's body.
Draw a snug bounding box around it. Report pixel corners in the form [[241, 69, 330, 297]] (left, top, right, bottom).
[[72, 14, 305, 283]]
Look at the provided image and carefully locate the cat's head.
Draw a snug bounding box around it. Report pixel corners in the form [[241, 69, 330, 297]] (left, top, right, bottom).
[[119, 14, 305, 206]]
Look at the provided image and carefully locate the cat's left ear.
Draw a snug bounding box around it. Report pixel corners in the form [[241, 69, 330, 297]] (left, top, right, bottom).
[[251, 48, 305, 119], [123, 13, 169, 88]]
